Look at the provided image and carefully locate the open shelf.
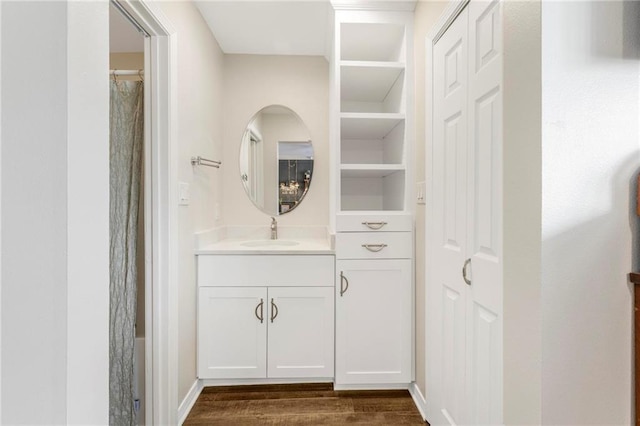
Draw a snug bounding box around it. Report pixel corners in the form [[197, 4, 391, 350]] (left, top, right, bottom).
[[341, 116, 404, 164], [336, 15, 410, 215], [340, 113, 404, 139], [340, 164, 404, 178], [341, 169, 405, 211], [341, 22, 405, 62], [341, 62, 405, 113]]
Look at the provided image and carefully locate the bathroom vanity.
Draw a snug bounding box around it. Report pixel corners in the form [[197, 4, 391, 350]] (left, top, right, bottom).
[[196, 235, 335, 382]]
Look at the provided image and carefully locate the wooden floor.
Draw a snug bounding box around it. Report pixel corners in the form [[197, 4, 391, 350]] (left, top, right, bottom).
[[184, 383, 426, 425]]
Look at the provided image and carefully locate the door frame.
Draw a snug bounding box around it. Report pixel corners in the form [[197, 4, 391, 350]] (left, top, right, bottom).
[[423, 0, 469, 421], [113, 1, 179, 424]]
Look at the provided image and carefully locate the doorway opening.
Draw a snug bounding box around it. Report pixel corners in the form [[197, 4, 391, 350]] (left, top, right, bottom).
[[109, 1, 178, 424]]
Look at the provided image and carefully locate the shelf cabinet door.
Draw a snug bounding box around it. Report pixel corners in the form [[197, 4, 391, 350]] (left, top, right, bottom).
[[335, 259, 411, 385], [198, 287, 267, 379], [267, 287, 334, 378]]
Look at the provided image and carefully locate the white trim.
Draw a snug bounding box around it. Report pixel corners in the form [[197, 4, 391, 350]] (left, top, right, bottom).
[[178, 380, 203, 425], [0, 1, 3, 421], [426, 0, 469, 44], [424, 33, 435, 426], [201, 378, 334, 387], [408, 382, 428, 422], [112, 1, 179, 424], [333, 383, 410, 391], [330, 0, 417, 12]]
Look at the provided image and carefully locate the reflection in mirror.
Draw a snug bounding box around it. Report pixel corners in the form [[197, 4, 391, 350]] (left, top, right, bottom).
[[239, 105, 313, 216]]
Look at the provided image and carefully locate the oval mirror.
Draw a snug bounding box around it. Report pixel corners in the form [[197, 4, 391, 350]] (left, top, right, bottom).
[[239, 105, 314, 215]]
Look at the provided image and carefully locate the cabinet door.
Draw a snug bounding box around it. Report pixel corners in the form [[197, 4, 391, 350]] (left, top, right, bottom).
[[267, 287, 334, 378], [198, 287, 267, 379], [335, 259, 411, 385]]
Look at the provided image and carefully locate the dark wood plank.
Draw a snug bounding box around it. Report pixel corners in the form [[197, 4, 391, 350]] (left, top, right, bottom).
[[184, 383, 426, 426], [199, 390, 338, 402], [351, 396, 420, 413], [187, 397, 353, 417], [185, 412, 425, 425]]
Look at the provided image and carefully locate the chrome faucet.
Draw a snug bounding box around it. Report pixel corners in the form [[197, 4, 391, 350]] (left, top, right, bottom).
[[270, 217, 278, 240]]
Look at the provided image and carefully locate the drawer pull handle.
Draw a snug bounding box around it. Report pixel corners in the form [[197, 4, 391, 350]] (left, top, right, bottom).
[[362, 221, 387, 230], [362, 243, 388, 252], [340, 271, 349, 297], [270, 298, 279, 323], [462, 258, 472, 285], [255, 298, 264, 323]]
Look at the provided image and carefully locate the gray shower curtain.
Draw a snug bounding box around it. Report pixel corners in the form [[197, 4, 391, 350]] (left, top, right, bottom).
[[110, 80, 144, 426]]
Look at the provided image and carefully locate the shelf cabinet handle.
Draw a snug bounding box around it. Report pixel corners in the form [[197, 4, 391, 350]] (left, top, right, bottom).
[[362, 221, 387, 230], [462, 259, 472, 285], [362, 243, 388, 252], [270, 298, 279, 323], [255, 298, 264, 323], [340, 271, 349, 297]]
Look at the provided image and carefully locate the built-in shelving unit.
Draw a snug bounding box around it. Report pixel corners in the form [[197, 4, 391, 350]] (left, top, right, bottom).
[[335, 15, 412, 213], [330, 4, 415, 390]]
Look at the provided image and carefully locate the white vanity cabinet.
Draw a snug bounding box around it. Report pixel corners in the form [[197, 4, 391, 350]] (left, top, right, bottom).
[[197, 254, 335, 381], [334, 215, 413, 386], [198, 287, 267, 379], [336, 259, 411, 385]]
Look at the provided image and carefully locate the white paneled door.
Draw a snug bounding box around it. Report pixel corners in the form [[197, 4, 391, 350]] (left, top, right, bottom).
[[267, 287, 334, 378], [431, 8, 469, 425], [466, 2, 503, 424], [428, 1, 503, 425], [335, 259, 412, 385], [198, 287, 267, 379]]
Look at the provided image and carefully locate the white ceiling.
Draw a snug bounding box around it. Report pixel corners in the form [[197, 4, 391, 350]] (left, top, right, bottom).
[[110, 3, 145, 53], [195, 1, 331, 57]]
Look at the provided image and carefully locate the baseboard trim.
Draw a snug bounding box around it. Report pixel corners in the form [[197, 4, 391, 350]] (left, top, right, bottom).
[[408, 382, 428, 422], [178, 380, 203, 425], [333, 383, 410, 391], [201, 377, 334, 387]]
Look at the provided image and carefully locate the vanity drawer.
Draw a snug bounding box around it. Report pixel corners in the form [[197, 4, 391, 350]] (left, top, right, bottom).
[[336, 214, 412, 233], [197, 255, 335, 287], [335, 232, 412, 259]]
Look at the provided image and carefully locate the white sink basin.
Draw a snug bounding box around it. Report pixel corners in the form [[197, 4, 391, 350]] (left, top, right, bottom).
[[240, 239, 300, 248]]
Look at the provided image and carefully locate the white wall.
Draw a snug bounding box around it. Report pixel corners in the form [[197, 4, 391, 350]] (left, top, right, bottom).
[[413, 0, 448, 398], [1, 1, 110, 424], [223, 55, 329, 226], [541, 2, 638, 423], [502, 2, 543, 424], [153, 1, 225, 404]]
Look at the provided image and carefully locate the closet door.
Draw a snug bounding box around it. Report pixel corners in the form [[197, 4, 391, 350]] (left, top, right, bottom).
[[465, 1, 503, 424], [428, 2, 503, 424], [429, 7, 469, 426]]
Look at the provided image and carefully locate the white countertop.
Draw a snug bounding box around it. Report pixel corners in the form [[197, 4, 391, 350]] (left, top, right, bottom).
[[195, 238, 334, 255], [194, 225, 335, 255]]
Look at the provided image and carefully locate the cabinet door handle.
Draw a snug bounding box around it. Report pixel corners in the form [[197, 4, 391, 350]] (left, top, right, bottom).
[[362, 243, 387, 252], [340, 271, 349, 297], [270, 298, 279, 323], [255, 298, 264, 323], [362, 221, 387, 230], [462, 259, 472, 285]]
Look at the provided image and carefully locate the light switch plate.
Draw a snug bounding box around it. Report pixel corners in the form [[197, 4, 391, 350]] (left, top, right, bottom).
[[179, 182, 190, 206], [416, 181, 426, 205]]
